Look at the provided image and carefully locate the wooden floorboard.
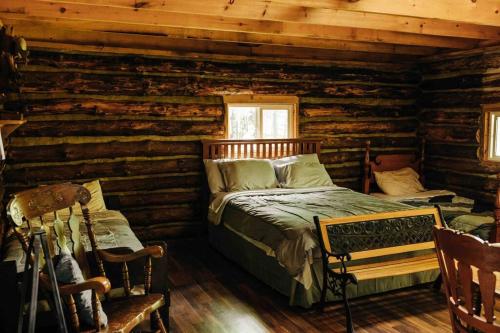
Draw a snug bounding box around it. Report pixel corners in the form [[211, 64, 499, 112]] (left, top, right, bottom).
[[167, 238, 451, 333]]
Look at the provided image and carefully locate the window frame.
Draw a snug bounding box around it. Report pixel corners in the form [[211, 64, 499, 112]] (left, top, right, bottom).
[[223, 95, 299, 140], [479, 103, 500, 169]]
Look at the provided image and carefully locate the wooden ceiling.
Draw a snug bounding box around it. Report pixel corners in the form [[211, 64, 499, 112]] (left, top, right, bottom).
[[1, 0, 500, 62]]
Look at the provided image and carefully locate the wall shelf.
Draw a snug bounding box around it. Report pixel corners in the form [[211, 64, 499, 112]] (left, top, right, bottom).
[[0, 119, 26, 139]]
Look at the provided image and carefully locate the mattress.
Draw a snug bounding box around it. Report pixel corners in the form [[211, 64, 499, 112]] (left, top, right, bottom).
[[2, 210, 143, 273], [208, 186, 429, 289]]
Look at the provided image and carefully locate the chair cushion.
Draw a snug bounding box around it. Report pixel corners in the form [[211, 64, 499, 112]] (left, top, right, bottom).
[[55, 253, 108, 328], [103, 294, 165, 333]]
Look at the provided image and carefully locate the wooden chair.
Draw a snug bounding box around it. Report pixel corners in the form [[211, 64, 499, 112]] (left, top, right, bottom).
[[7, 183, 168, 333], [434, 227, 500, 333]]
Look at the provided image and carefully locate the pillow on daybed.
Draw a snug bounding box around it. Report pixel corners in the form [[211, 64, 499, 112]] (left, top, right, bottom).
[[82, 180, 107, 213], [55, 253, 108, 328], [278, 162, 334, 188], [272, 154, 321, 183], [218, 159, 279, 192], [203, 159, 226, 194], [374, 167, 425, 196]]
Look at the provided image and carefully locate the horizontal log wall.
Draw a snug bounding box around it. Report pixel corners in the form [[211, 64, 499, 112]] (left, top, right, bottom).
[[4, 49, 419, 239], [419, 46, 500, 204]]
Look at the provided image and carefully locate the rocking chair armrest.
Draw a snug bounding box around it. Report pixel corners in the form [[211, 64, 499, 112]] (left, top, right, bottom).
[[58, 277, 111, 296], [98, 245, 164, 263]]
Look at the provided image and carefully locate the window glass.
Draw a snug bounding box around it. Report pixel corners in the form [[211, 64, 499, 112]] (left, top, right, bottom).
[[262, 109, 289, 139], [495, 115, 500, 158], [226, 104, 295, 139], [228, 107, 258, 139]]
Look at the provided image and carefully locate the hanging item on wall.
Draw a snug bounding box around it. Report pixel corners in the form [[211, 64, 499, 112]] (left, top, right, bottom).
[[0, 20, 28, 94]]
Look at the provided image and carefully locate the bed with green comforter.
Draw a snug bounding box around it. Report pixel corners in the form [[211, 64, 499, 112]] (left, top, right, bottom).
[[208, 186, 440, 308]]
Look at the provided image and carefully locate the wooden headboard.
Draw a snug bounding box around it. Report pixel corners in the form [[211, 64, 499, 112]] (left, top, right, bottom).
[[362, 140, 424, 194], [202, 138, 321, 160]]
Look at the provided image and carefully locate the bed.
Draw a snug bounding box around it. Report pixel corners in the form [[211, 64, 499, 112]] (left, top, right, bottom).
[[362, 140, 500, 242], [202, 138, 443, 308]]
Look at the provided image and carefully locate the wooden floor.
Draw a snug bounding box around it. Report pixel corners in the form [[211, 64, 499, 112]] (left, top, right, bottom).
[[168, 238, 452, 333]]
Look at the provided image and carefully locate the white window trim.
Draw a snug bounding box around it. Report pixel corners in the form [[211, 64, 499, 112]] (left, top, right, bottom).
[[487, 110, 500, 162], [223, 95, 299, 139]]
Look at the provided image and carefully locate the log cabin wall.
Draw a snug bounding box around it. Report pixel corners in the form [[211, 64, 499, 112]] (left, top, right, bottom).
[[419, 46, 500, 204], [3, 48, 420, 239]]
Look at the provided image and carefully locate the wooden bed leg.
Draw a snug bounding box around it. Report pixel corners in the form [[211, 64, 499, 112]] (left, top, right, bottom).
[[432, 273, 442, 291], [419, 137, 426, 184], [362, 140, 371, 194]]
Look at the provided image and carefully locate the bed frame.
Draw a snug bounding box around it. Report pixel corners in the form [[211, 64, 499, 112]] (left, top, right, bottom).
[[201, 137, 446, 309], [362, 139, 500, 243], [362, 139, 424, 195], [202, 138, 321, 160]]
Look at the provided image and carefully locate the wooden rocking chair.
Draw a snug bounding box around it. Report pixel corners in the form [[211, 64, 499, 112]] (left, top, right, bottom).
[[7, 183, 168, 332]]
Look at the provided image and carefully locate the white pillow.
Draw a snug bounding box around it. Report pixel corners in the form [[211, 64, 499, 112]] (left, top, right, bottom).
[[203, 159, 225, 194], [374, 167, 425, 196], [279, 162, 334, 188], [218, 159, 279, 192], [273, 154, 320, 183]]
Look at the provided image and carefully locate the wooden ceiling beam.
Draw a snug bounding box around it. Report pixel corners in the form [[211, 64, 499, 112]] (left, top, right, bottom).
[[2, 0, 499, 41], [11, 25, 419, 63], [36, 0, 500, 39], [264, 0, 500, 27], [1, 13, 478, 50], [3, 18, 439, 56]]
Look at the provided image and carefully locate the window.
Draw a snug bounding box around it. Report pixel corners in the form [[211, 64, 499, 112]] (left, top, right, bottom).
[[480, 104, 500, 166], [224, 95, 298, 139]]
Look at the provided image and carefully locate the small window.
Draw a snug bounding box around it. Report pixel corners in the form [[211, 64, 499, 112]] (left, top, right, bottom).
[[224, 95, 298, 139], [487, 111, 500, 161], [480, 104, 500, 166]]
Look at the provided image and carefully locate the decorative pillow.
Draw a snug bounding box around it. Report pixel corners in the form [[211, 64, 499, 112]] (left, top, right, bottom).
[[278, 162, 334, 188], [203, 159, 226, 194], [374, 167, 425, 196], [82, 180, 107, 213], [272, 154, 321, 183], [55, 253, 108, 328], [218, 159, 279, 192]]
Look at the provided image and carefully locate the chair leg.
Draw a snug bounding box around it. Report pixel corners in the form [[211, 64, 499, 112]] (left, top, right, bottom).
[[160, 304, 170, 332], [152, 310, 167, 333]]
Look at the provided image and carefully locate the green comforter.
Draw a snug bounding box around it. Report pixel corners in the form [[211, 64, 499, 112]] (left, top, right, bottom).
[[209, 186, 418, 289]]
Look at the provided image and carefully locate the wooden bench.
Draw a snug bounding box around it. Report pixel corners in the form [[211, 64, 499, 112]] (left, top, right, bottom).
[[314, 207, 444, 333]]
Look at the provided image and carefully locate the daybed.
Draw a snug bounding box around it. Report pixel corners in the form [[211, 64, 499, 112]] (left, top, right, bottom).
[[0, 180, 170, 332], [362, 140, 499, 242]]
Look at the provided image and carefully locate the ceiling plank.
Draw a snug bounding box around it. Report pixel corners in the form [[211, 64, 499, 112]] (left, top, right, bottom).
[[2, 17, 440, 55], [3, 0, 500, 40], [260, 0, 500, 27], [1, 13, 478, 49]]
